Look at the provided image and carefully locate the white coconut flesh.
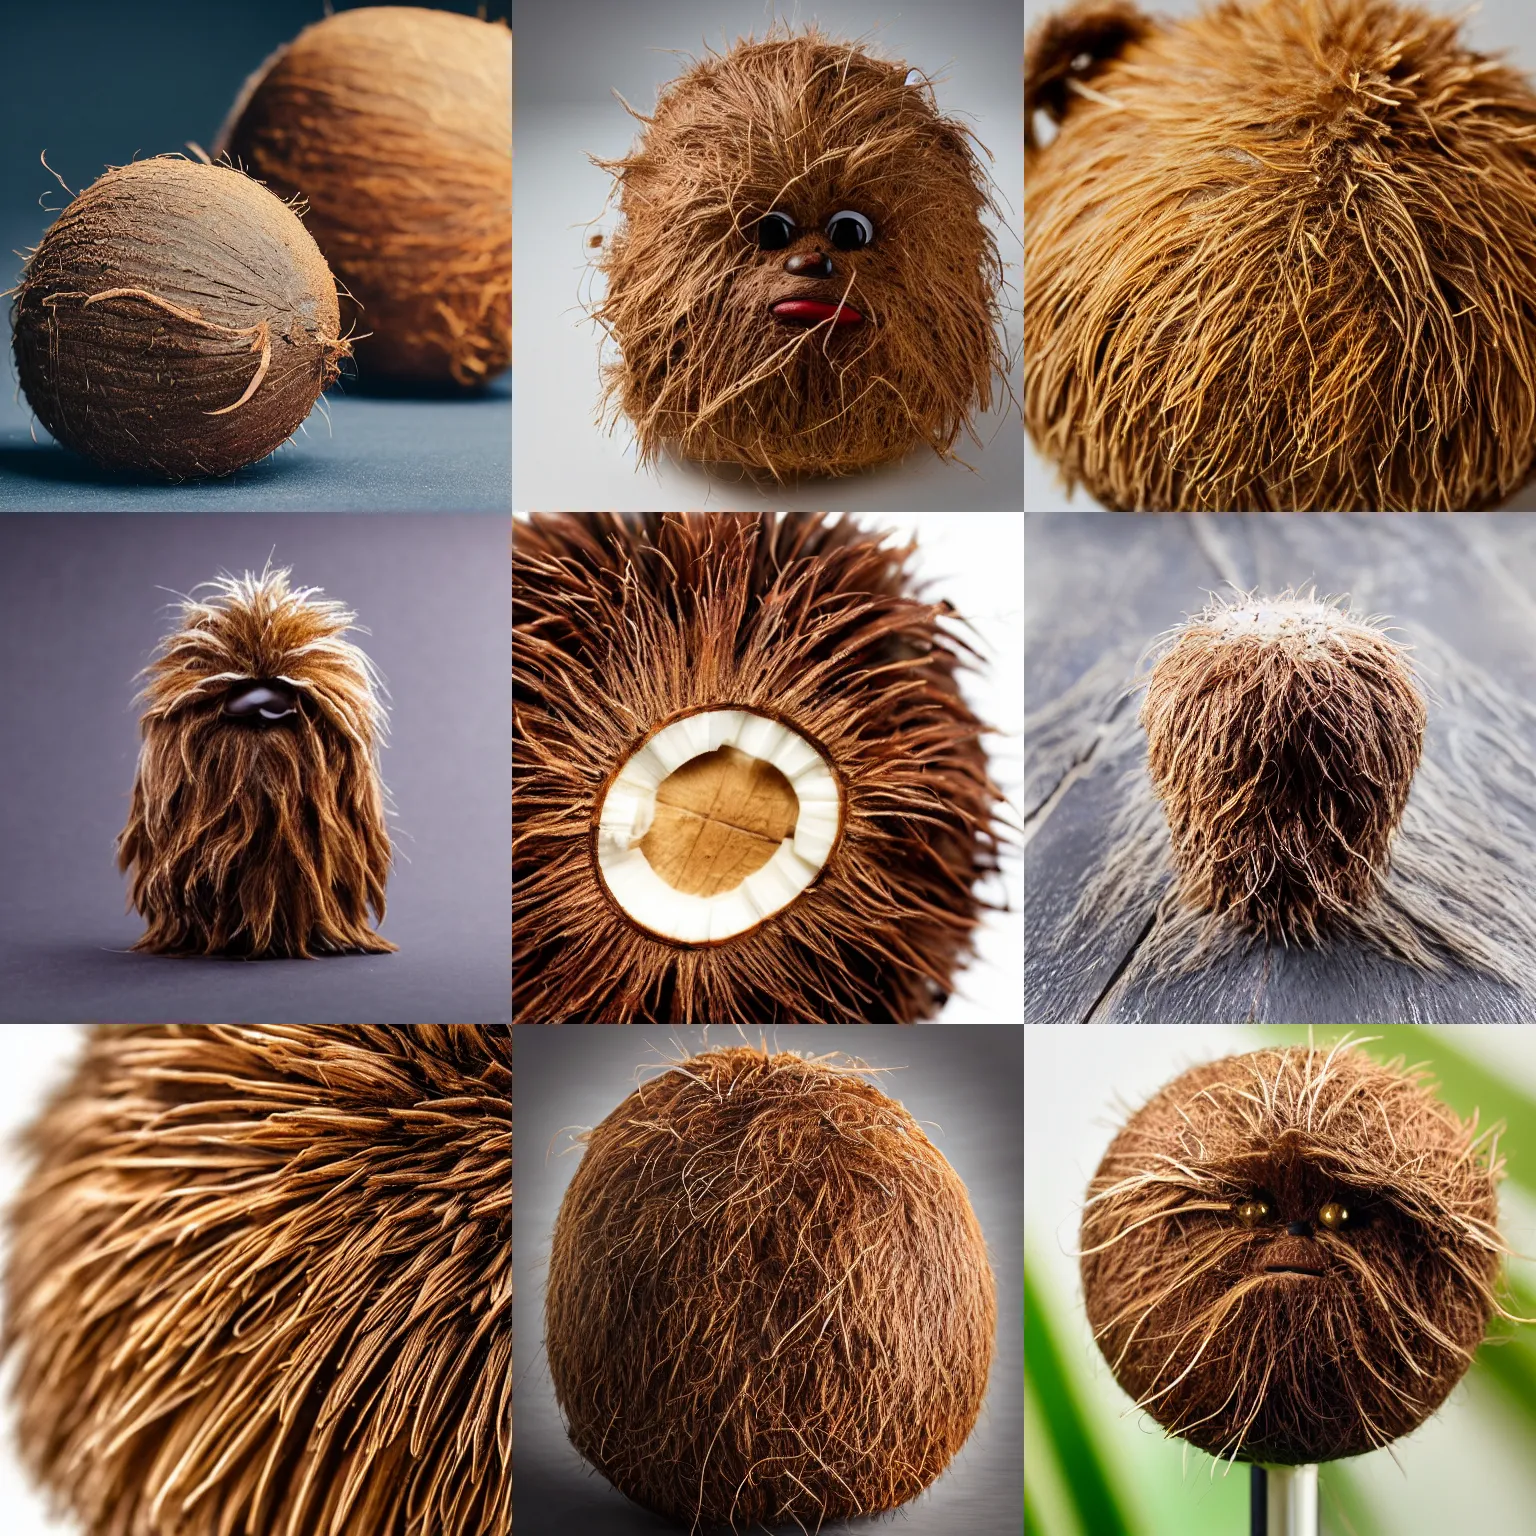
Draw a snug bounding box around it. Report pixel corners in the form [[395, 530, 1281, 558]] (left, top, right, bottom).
[[596, 709, 842, 943]]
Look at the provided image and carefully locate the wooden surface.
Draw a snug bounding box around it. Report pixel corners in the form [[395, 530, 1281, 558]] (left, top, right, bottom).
[[1025, 513, 1536, 1024]]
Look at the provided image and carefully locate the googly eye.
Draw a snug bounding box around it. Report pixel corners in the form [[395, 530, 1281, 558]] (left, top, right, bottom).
[[825, 210, 874, 252], [1317, 1201, 1350, 1231], [755, 212, 797, 250], [1235, 1198, 1271, 1227]]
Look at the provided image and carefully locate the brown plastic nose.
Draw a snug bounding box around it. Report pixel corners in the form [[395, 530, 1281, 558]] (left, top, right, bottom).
[[785, 250, 834, 278], [1286, 1220, 1311, 1237]]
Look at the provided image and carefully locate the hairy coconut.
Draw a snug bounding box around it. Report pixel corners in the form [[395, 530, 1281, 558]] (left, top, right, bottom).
[[594, 27, 1007, 478], [547, 1045, 995, 1529], [512, 512, 1000, 1023], [1141, 593, 1425, 945], [219, 7, 511, 388], [12, 156, 345, 480], [117, 566, 394, 958], [1024, 0, 1536, 510], [1081, 1044, 1505, 1462], [4, 1024, 511, 1536]]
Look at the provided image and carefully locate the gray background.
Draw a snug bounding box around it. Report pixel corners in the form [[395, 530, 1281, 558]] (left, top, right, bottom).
[[1023, 0, 1536, 512], [513, 1024, 1023, 1534], [0, 0, 510, 511], [0, 513, 511, 1024], [513, 0, 1023, 512]]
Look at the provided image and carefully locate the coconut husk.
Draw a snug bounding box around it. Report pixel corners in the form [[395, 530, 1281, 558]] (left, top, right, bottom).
[[11, 156, 346, 480], [3, 1024, 511, 1536], [593, 27, 1007, 478], [1080, 1044, 1507, 1463], [219, 7, 511, 388], [546, 1044, 996, 1529], [512, 512, 1002, 1023], [117, 566, 394, 958], [1024, 0, 1536, 510]]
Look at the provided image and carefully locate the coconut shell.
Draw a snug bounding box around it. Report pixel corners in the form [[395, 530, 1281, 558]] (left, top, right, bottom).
[[546, 1045, 996, 1529], [219, 7, 511, 388], [12, 156, 345, 480], [1080, 1045, 1505, 1463]]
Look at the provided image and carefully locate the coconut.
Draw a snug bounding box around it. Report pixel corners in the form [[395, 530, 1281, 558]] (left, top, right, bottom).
[[1025, 0, 1536, 510], [11, 156, 345, 480], [546, 1045, 996, 1529], [219, 7, 511, 388], [1080, 1044, 1506, 1463], [1141, 593, 1425, 945], [512, 512, 1001, 1023], [3, 1024, 511, 1536]]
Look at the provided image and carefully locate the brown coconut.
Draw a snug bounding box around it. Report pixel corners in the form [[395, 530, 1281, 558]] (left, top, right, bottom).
[[1141, 594, 1425, 945], [1025, 0, 1536, 510], [1080, 1044, 1506, 1463], [219, 7, 511, 388], [12, 156, 345, 480], [546, 1045, 996, 1529], [594, 28, 1007, 478]]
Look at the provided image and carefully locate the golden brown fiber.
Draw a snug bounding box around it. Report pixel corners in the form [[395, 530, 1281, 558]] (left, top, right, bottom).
[[546, 1045, 995, 1529], [1141, 594, 1425, 944], [4, 1024, 511, 1536], [1081, 1044, 1505, 1462], [594, 28, 1007, 477], [1025, 0, 1536, 510], [12, 157, 346, 479], [220, 7, 512, 387], [117, 567, 394, 958], [513, 512, 1000, 1023]]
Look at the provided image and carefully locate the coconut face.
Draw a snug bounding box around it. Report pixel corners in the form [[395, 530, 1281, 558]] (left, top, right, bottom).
[[1025, 0, 1536, 510], [116, 568, 394, 958], [547, 1046, 996, 1527], [1141, 595, 1425, 943], [595, 29, 1006, 478], [1080, 1046, 1504, 1463], [12, 157, 344, 479], [220, 7, 511, 387]]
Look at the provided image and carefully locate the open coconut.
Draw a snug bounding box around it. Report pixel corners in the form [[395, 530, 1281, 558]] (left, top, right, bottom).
[[11, 156, 346, 480], [219, 7, 512, 389]]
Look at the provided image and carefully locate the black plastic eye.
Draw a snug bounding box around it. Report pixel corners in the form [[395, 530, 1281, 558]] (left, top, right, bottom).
[[223, 680, 300, 723], [756, 212, 797, 250], [826, 210, 874, 251]]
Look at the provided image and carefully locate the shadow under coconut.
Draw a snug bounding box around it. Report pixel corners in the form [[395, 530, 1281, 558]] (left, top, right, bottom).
[[0, 438, 331, 492], [335, 369, 511, 403]]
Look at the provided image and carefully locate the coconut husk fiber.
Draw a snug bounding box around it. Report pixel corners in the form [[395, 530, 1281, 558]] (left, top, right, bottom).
[[11, 156, 346, 480], [1080, 1043, 1507, 1463], [546, 1044, 995, 1530], [3, 1024, 511, 1536], [117, 566, 394, 958], [593, 27, 1007, 479], [219, 7, 511, 388], [512, 512, 1001, 1023], [1024, 0, 1536, 510]]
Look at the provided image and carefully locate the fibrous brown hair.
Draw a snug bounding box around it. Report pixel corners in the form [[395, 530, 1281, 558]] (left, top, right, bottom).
[[1081, 1043, 1506, 1463], [1024, 0, 1536, 510], [118, 567, 394, 957], [546, 1044, 995, 1530], [593, 27, 1007, 478], [12, 156, 347, 479], [219, 6, 511, 388], [512, 512, 1000, 1023], [1142, 593, 1425, 944]]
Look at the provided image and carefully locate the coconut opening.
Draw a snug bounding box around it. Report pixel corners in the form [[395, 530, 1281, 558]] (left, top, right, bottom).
[[596, 709, 841, 943]]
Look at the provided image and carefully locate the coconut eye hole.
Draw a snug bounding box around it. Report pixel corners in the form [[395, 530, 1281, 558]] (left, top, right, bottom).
[[1317, 1201, 1351, 1231], [756, 212, 797, 250], [1235, 1197, 1271, 1227], [825, 210, 875, 251]]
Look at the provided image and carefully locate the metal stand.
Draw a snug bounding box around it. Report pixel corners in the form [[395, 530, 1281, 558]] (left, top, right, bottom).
[[1250, 1464, 1318, 1536]]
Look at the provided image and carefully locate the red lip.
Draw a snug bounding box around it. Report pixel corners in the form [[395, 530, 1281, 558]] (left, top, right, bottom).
[[771, 299, 864, 327]]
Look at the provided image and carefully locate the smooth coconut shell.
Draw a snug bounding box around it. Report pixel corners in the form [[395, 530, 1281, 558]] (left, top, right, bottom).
[[1080, 1045, 1505, 1463], [12, 156, 345, 480], [220, 7, 511, 388], [546, 1046, 996, 1529], [3, 1024, 511, 1536]]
